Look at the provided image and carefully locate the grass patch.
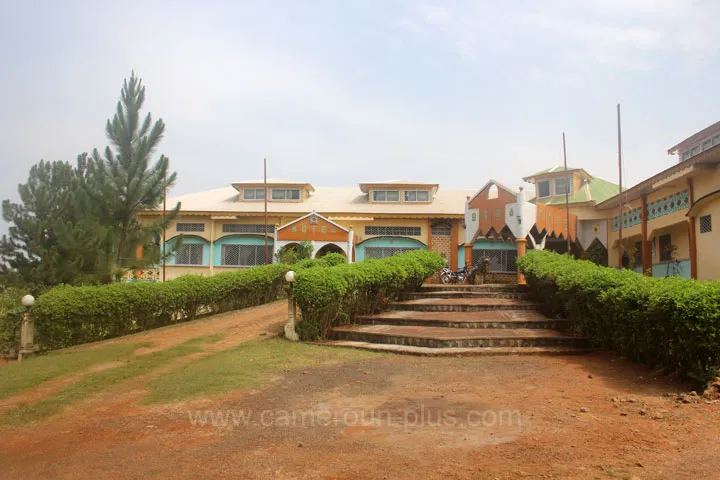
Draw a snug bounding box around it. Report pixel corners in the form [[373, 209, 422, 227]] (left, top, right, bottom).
[[0, 334, 224, 426], [0, 342, 151, 399], [144, 339, 381, 405]]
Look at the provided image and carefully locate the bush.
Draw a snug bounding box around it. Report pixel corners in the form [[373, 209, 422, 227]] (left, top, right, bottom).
[[293, 250, 445, 340], [518, 250, 720, 382], [0, 286, 25, 355], [31, 255, 347, 350]]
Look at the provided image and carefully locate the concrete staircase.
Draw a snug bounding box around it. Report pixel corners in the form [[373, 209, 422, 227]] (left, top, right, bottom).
[[321, 284, 588, 356]]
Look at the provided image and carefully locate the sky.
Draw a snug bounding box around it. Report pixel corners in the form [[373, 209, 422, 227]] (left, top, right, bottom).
[[1, 0, 719, 234]]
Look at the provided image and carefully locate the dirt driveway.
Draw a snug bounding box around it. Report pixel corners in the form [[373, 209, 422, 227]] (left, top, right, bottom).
[[2, 302, 720, 479]]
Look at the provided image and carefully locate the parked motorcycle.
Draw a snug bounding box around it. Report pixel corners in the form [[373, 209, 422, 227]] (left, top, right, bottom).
[[439, 266, 468, 284]]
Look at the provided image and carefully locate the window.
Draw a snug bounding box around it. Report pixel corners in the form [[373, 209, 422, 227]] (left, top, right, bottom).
[[372, 190, 400, 202], [243, 188, 266, 200], [487, 185, 498, 200], [221, 244, 268, 266], [659, 234, 672, 261], [271, 189, 301, 200], [700, 215, 712, 234], [555, 178, 572, 195], [495, 209, 501, 218], [537, 181, 551, 198], [431, 224, 451, 237], [365, 246, 419, 259], [174, 244, 203, 265], [713, 135, 720, 146], [404, 190, 430, 202], [703, 139, 712, 151], [682, 151, 691, 161], [365, 226, 421, 236], [176, 223, 204, 232], [222, 224, 275, 234]]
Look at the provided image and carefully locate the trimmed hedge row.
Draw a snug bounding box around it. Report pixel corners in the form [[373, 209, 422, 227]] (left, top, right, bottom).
[[293, 250, 445, 340], [518, 250, 720, 381], [32, 253, 346, 350]]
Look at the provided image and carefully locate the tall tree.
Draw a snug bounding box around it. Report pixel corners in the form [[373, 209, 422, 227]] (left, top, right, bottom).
[[0, 156, 115, 285], [87, 72, 179, 271]]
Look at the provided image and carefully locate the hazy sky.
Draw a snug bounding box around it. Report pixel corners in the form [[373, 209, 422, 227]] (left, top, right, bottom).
[[1, 0, 719, 234]]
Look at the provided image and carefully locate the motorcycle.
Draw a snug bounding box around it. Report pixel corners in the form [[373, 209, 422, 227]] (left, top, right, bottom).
[[439, 263, 483, 285], [439, 266, 468, 284]]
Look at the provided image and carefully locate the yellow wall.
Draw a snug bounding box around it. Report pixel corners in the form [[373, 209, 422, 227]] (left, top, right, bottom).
[[695, 199, 720, 281], [343, 217, 429, 246]]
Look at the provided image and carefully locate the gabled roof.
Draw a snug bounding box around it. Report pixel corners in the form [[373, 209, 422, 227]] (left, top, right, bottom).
[[522, 166, 591, 182], [467, 179, 517, 204], [277, 211, 349, 232]]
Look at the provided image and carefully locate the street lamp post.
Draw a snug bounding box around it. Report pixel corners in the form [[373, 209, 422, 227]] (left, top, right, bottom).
[[284, 271, 299, 341], [19, 294, 35, 361]]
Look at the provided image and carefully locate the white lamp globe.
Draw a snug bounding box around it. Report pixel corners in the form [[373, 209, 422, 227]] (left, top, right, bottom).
[[21, 294, 35, 307], [285, 270, 296, 283]]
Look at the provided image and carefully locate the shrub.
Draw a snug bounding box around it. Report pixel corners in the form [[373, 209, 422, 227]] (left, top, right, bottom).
[[293, 250, 445, 340], [518, 250, 720, 382], [31, 255, 347, 350]]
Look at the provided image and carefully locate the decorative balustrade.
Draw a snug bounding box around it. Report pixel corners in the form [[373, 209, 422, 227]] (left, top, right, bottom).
[[611, 190, 689, 232]]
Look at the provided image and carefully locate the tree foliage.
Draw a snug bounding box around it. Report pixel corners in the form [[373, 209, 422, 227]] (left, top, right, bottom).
[[0, 157, 115, 285], [87, 72, 179, 271], [1, 71, 178, 286]]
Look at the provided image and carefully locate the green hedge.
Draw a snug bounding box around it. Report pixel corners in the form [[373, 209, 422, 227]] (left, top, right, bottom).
[[32, 253, 346, 350], [518, 250, 720, 382], [293, 250, 445, 340]]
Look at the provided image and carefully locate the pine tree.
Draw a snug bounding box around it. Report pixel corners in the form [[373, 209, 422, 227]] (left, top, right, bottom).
[[0, 156, 115, 285], [87, 72, 179, 273]]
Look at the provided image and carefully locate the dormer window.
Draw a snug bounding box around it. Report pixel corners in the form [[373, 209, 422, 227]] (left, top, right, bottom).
[[243, 188, 266, 200], [271, 188, 301, 201], [372, 190, 400, 202], [404, 190, 430, 202], [555, 178, 572, 195], [537, 181, 551, 198]]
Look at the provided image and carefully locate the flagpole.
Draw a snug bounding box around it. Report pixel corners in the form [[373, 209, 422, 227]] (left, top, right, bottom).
[[617, 104, 623, 267], [562, 132, 571, 254], [264, 158, 269, 264]]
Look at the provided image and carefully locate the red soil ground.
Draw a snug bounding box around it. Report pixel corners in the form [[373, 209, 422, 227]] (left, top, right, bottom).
[[2, 301, 719, 479]]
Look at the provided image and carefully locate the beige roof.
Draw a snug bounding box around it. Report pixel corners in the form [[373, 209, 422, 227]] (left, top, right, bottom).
[[668, 120, 720, 154], [152, 186, 476, 216]]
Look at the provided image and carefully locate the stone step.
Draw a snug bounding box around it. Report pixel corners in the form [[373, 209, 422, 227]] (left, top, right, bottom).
[[391, 298, 543, 312], [354, 310, 570, 330], [407, 291, 531, 300], [421, 284, 526, 293], [315, 341, 590, 357], [329, 325, 587, 349]]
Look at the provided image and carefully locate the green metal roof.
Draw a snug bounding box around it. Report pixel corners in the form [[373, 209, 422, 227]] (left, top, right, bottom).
[[524, 165, 581, 179], [536, 176, 621, 205]]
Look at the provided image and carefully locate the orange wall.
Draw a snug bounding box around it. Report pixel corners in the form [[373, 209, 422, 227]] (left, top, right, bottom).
[[468, 186, 516, 236], [277, 217, 348, 242], [536, 203, 578, 240]]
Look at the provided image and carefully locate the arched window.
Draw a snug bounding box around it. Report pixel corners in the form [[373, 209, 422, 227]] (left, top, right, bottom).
[[488, 184, 498, 200]]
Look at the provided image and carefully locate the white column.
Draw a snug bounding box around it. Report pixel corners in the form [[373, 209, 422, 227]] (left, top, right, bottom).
[[347, 229, 355, 263]]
